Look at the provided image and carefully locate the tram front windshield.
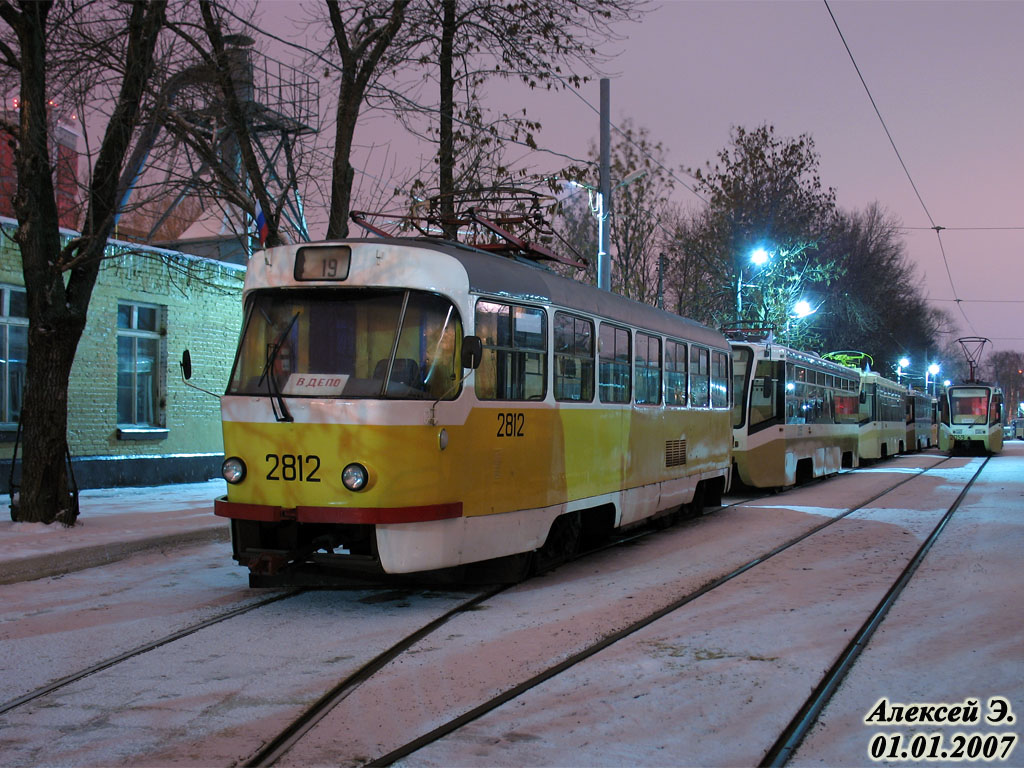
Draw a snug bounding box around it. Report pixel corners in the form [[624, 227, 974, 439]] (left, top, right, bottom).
[[227, 288, 462, 400], [949, 388, 989, 425]]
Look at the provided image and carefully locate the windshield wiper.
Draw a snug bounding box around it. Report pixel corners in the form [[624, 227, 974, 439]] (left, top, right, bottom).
[[258, 311, 298, 423]]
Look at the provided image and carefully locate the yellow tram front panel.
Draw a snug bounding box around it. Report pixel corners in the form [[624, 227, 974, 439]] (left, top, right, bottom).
[[222, 399, 728, 519]]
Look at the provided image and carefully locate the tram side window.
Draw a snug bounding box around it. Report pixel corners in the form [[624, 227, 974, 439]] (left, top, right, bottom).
[[834, 377, 860, 423], [750, 360, 782, 429], [554, 311, 594, 402], [991, 393, 1003, 425], [475, 301, 547, 401], [880, 387, 903, 422], [634, 332, 661, 405], [689, 346, 710, 408], [731, 346, 752, 427], [711, 350, 729, 408], [665, 340, 687, 406], [599, 323, 631, 403]]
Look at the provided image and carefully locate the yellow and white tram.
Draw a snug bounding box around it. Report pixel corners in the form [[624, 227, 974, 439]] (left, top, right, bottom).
[[857, 372, 907, 460], [731, 340, 860, 488], [938, 383, 1004, 454], [213, 238, 733, 581]]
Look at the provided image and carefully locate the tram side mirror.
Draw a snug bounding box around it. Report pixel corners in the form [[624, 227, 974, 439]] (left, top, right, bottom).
[[759, 376, 773, 397], [859, 391, 866, 404], [461, 335, 483, 369], [180, 349, 193, 381]]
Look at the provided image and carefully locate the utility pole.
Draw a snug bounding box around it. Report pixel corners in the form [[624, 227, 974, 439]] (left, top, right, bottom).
[[598, 78, 611, 292]]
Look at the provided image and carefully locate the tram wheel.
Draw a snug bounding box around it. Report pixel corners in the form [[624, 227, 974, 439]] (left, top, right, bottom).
[[533, 511, 582, 574]]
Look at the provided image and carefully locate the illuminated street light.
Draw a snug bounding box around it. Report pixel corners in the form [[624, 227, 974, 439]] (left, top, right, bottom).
[[792, 299, 816, 319], [897, 357, 910, 387], [737, 246, 773, 318], [784, 297, 820, 343], [926, 363, 941, 395]]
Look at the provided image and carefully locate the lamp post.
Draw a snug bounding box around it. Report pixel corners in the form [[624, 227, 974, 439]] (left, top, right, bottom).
[[926, 363, 940, 395], [569, 168, 647, 292], [737, 246, 772, 319], [897, 357, 910, 387]]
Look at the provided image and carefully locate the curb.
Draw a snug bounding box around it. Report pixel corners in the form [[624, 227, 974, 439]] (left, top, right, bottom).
[[0, 525, 231, 585]]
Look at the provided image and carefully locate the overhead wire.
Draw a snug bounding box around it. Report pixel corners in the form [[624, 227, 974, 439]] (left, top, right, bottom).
[[822, 0, 979, 335], [553, 74, 710, 205]]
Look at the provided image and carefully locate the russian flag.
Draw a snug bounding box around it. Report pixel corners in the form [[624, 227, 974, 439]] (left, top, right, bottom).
[[255, 207, 269, 246]]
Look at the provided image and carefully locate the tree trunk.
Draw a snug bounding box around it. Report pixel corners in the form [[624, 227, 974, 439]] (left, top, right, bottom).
[[16, 316, 83, 524], [327, 82, 360, 240], [6, 0, 81, 524], [438, 0, 456, 239]]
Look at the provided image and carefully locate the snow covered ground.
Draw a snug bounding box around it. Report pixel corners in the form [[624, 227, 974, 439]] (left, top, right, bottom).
[[0, 447, 1021, 767]]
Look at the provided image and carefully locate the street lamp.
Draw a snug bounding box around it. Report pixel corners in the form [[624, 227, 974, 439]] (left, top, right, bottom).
[[785, 298, 820, 342], [926, 363, 940, 395], [792, 299, 815, 319], [896, 357, 910, 387], [569, 169, 647, 292], [737, 245, 773, 318]]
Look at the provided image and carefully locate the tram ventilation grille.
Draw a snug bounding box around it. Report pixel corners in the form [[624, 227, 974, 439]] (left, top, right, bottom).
[[665, 439, 687, 467]]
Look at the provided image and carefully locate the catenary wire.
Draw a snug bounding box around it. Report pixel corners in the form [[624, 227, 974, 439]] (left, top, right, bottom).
[[821, 0, 979, 335]]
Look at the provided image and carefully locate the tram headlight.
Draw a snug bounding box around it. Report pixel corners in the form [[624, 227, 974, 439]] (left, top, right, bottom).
[[341, 462, 369, 491], [222, 457, 246, 484]]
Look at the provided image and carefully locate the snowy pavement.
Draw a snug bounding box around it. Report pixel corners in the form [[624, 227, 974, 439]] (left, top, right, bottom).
[[0, 480, 228, 584]]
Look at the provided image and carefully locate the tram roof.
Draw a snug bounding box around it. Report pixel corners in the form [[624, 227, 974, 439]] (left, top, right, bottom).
[[343, 238, 728, 349]]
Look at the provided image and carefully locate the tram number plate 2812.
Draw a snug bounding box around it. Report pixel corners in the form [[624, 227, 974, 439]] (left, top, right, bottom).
[[265, 453, 322, 482], [496, 412, 525, 438]]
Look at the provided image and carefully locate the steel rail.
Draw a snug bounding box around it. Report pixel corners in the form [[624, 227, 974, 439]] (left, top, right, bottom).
[[760, 455, 990, 766], [361, 456, 955, 766], [0, 589, 303, 716]]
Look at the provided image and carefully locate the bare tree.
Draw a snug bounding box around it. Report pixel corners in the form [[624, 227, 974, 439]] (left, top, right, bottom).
[[394, 0, 647, 232], [986, 350, 1023, 421], [320, 0, 410, 238], [0, 0, 168, 524]]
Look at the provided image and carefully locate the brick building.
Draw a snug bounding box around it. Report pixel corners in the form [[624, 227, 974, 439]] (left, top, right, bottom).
[[0, 220, 244, 490]]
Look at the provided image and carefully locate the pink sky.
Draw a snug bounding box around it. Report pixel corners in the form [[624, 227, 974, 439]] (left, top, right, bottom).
[[272, 1, 1024, 361]]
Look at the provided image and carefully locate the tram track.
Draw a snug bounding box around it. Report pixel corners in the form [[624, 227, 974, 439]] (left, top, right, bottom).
[[0, 589, 304, 717], [1, 452, 978, 767], [761, 455, 991, 766], [247, 453, 969, 766]]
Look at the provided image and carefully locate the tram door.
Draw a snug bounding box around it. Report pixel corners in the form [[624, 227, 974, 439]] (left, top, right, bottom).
[[750, 360, 783, 429]]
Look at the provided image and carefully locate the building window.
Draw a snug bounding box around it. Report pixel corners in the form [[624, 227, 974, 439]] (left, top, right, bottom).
[[0, 285, 27, 425], [117, 301, 164, 426]]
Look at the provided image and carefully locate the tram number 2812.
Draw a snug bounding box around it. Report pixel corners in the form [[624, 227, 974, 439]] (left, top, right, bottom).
[[496, 412, 525, 438], [265, 453, 322, 482]]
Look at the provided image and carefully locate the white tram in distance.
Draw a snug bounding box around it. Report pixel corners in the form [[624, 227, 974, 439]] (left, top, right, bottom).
[[938, 382, 1004, 454], [730, 338, 861, 488], [857, 372, 908, 460], [211, 237, 734, 583]]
